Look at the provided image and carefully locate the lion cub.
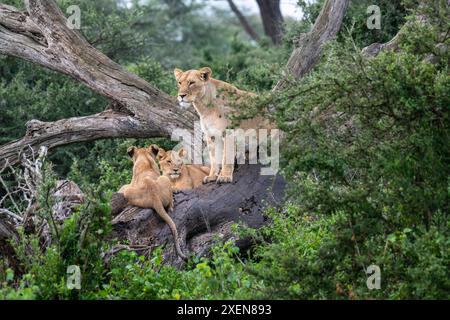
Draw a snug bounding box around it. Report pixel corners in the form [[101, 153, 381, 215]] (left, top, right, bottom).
[[118, 145, 187, 260], [153, 145, 210, 192]]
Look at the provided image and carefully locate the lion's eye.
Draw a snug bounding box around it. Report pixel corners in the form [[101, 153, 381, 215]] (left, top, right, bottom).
[[178, 82, 181, 85], [167, 160, 171, 164], [188, 81, 195, 86]]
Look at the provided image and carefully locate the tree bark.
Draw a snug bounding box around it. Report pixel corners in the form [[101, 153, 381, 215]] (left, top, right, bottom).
[[0, 214, 22, 275], [255, 0, 284, 45], [274, 0, 349, 90], [227, 0, 260, 42], [0, 1, 199, 166]]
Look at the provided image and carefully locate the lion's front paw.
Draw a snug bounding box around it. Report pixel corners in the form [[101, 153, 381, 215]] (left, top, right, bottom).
[[203, 175, 217, 184], [216, 174, 233, 184], [173, 188, 181, 194]]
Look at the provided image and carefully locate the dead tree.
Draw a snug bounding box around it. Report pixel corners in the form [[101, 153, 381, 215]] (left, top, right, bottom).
[[274, 0, 350, 89], [0, 0, 355, 265], [0, 146, 85, 274], [255, 0, 284, 45], [0, 1, 198, 167], [227, 0, 260, 42]]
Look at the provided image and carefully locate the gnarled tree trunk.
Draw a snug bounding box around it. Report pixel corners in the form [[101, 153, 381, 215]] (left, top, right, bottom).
[[0, 1, 199, 167], [274, 0, 349, 90], [227, 0, 260, 42], [255, 0, 284, 45]]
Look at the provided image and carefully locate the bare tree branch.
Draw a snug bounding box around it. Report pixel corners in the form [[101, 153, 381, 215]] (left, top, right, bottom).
[[1, 110, 156, 167], [0, 1, 199, 166], [0, 208, 23, 222], [362, 12, 434, 58], [227, 0, 260, 42], [362, 30, 403, 57], [255, 0, 284, 45], [274, 0, 349, 89]]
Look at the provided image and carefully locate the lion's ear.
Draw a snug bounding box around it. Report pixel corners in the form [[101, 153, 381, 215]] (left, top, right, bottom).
[[157, 149, 166, 160], [149, 144, 159, 157], [149, 144, 165, 160], [178, 148, 187, 158], [156, 148, 167, 161], [199, 67, 212, 81], [127, 146, 137, 158], [174, 68, 183, 80]]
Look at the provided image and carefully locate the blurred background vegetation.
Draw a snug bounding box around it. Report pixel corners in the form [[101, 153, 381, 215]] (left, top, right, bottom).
[[0, 0, 448, 299]]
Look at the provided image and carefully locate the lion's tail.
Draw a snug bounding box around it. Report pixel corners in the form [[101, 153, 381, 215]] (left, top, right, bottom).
[[153, 201, 188, 260]]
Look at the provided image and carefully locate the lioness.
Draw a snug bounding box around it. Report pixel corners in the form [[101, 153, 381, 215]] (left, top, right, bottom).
[[154, 145, 210, 192], [174, 67, 274, 183], [118, 145, 187, 260]]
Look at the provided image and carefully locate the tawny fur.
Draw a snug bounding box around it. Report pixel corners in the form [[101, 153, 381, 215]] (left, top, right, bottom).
[[118, 146, 187, 260], [174, 67, 275, 184], [155, 146, 210, 192]]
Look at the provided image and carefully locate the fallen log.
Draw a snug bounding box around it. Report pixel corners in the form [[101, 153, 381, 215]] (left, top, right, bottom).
[[110, 164, 286, 267]]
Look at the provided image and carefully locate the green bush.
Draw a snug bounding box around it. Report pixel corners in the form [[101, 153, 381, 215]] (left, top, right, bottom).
[[242, 4, 449, 299]]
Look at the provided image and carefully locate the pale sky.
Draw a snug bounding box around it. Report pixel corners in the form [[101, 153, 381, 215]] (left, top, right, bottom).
[[124, 0, 305, 20], [208, 0, 304, 20]]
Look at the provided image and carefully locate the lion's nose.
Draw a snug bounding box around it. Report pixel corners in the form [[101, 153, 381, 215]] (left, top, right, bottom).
[[179, 94, 187, 99]]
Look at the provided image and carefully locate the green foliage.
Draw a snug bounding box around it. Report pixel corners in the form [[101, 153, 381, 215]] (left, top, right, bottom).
[[344, 0, 407, 47], [127, 57, 176, 95], [57, 0, 148, 62], [246, 206, 343, 299], [243, 206, 449, 299], [246, 3, 450, 299], [88, 241, 258, 300], [0, 58, 107, 145], [200, 37, 284, 92]]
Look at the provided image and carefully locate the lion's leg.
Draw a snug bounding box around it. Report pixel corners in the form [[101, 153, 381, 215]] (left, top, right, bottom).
[[168, 194, 174, 211], [203, 135, 218, 183], [217, 132, 235, 183]]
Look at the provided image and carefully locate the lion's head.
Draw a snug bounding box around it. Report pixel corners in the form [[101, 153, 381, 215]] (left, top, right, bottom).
[[127, 145, 160, 171], [173, 67, 212, 108], [158, 148, 188, 180]]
